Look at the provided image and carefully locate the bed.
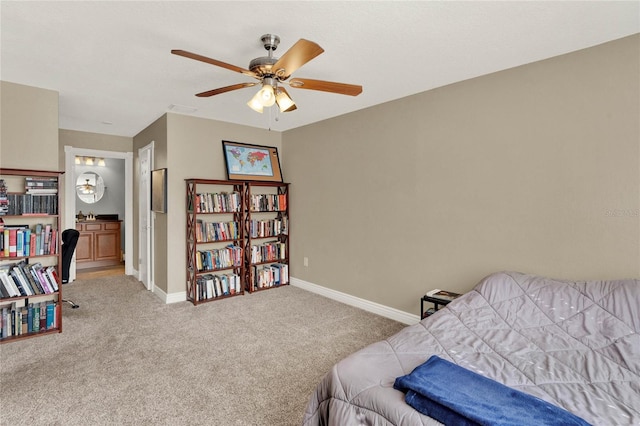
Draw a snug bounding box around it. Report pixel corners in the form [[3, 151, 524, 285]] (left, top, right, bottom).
[[302, 271, 639, 425]]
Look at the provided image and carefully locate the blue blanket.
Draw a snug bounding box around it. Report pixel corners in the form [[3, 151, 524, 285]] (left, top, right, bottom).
[[394, 356, 591, 426]]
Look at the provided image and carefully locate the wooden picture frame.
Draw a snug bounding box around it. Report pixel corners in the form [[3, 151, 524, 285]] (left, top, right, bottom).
[[151, 168, 167, 213], [222, 140, 283, 182]]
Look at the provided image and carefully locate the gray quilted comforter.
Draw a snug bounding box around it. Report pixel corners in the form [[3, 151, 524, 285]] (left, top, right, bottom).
[[302, 271, 640, 425]]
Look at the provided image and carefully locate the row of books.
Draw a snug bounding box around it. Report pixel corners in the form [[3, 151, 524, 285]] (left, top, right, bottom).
[[0, 224, 58, 258], [251, 263, 289, 290], [25, 176, 58, 194], [196, 245, 243, 272], [195, 273, 242, 301], [194, 192, 241, 213], [0, 300, 58, 339], [195, 220, 239, 243], [249, 218, 288, 239], [0, 261, 59, 299], [0, 180, 8, 215], [2, 193, 58, 215], [250, 241, 286, 264], [250, 193, 287, 212]]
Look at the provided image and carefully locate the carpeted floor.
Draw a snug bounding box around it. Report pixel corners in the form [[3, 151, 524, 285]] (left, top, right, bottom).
[[0, 275, 405, 425]]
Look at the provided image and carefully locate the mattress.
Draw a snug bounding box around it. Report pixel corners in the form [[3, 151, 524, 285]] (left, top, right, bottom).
[[302, 271, 640, 425]]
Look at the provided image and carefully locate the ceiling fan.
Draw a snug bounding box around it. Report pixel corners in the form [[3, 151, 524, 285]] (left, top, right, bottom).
[[77, 179, 96, 195], [172, 34, 362, 113]]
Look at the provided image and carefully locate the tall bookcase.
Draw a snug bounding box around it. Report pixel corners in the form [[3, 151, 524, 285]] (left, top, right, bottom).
[[186, 179, 245, 305], [185, 179, 290, 305], [0, 168, 63, 343], [243, 181, 289, 293]]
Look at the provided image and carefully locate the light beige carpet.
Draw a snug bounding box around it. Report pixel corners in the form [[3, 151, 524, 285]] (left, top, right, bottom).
[[0, 275, 405, 425]]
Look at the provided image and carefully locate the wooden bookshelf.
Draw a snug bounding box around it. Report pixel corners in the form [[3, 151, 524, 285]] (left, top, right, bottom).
[[244, 181, 289, 293], [185, 179, 245, 305], [185, 179, 290, 305], [0, 168, 64, 343]]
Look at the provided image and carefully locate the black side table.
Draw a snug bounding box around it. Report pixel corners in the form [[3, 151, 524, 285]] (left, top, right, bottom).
[[421, 294, 453, 319]]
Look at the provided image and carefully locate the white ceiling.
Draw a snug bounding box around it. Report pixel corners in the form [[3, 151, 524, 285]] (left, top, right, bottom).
[[1, 1, 638, 137]]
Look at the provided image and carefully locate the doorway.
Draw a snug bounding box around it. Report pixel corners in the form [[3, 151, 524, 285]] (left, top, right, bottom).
[[64, 146, 134, 282]]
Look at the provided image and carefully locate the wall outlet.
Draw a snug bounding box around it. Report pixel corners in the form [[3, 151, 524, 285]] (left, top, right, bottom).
[[303, 257, 309, 267]]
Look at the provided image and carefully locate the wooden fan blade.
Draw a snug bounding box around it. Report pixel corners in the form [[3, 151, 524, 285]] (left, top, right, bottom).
[[196, 82, 258, 97], [172, 49, 257, 78], [272, 39, 324, 80], [288, 78, 362, 96]]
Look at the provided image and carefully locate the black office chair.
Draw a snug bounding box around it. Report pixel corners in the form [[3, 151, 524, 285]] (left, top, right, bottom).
[[61, 229, 80, 309]]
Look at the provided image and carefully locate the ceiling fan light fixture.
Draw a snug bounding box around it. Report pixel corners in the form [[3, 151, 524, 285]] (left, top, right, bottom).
[[258, 82, 276, 107], [247, 92, 264, 113], [276, 90, 296, 112]]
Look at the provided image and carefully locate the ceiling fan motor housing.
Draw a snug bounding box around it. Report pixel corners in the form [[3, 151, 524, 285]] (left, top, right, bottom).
[[250, 34, 281, 78], [249, 56, 278, 76]]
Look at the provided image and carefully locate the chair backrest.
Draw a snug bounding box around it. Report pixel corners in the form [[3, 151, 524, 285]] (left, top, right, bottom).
[[61, 229, 80, 283], [62, 229, 80, 248]]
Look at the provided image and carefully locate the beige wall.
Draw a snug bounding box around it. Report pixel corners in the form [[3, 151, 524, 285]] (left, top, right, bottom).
[[283, 35, 640, 315], [59, 129, 133, 153], [132, 113, 281, 296], [0, 81, 59, 171]]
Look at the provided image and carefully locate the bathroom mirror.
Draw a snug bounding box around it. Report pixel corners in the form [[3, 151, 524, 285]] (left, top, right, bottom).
[[76, 171, 105, 204]]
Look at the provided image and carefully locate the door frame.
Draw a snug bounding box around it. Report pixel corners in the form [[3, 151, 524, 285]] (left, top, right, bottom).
[[138, 141, 154, 291], [64, 146, 134, 281]]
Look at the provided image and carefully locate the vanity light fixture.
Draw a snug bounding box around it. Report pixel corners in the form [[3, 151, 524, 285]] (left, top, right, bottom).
[[75, 156, 107, 166]]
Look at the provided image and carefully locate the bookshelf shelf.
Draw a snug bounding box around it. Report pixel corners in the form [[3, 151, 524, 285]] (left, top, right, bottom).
[[1, 168, 64, 343]]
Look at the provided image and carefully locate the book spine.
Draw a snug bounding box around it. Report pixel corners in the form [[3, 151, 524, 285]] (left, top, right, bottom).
[[27, 304, 33, 333], [2, 230, 8, 257], [46, 302, 54, 329], [46, 266, 59, 292], [39, 303, 46, 331], [21, 307, 28, 335], [32, 304, 40, 332], [8, 229, 17, 257]]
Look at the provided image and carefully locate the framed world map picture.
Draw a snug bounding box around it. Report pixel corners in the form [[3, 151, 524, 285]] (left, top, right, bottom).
[[222, 140, 283, 182]]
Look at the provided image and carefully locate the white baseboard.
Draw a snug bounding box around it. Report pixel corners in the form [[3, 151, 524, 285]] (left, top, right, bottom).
[[130, 267, 185, 303], [159, 277, 422, 321], [155, 285, 187, 304], [166, 290, 187, 304], [290, 277, 420, 325]]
